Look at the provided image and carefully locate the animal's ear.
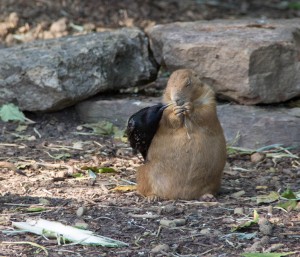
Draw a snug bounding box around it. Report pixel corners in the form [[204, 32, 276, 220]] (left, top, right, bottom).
[[185, 78, 191, 87], [193, 72, 202, 82], [192, 71, 199, 78]]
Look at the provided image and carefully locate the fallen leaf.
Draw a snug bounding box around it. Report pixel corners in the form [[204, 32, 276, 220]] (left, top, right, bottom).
[[81, 166, 117, 174], [0, 103, 25, 122], [16, 162, 32, 170], [112, 185, 137, 192], [276, 200, 297, 212], [25, 207, 46, 213], [280, 188, 296, 199], [256, 191, 279, 204], [82, 121, 114, 135], [10, 219, 128, 247], [72, 173, 85, 178], [97, 167, 117, 173], [81, 122, 125, 140], [113, 126, 126, 141], [15, 124, 28, 132], [232, 210, 259, 231]]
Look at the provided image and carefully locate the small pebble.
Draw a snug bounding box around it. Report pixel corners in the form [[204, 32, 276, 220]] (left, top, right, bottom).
[[50, 18, 68, 33], [234, 207, 244, 215], [173, 219, 186, 226], [160, 219, 176, 228], [151, 244, 169, 254], [200, 228, 211, 235], [74, 219, 89, 230], [260, 235, 270, 245], [251, 152, 265, 163], [245, 241, 262, 252], [76, 206, 86, 217], [160, 218, 186, 227], [268, 167, 276, 173], [39, 198, 50, 206], [160, 204, 176, 214], [265, 243, 284, 253], [259, 218, 273, 235], [231, 190, 245, 198], [27, 135, 36, 141], [282, 168, 293, 176]]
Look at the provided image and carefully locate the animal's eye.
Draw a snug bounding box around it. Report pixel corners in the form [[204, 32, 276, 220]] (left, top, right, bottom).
[[186, 78, 191, 87]]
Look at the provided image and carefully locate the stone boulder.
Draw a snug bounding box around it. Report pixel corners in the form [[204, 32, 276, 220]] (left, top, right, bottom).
[[76, 97, 161, 127], [76, 97, 300, 149], [0, 28, 158, 111], [146, 19, 300, 104]]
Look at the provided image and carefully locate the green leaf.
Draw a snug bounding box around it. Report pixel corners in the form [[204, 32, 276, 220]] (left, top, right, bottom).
[[97, 167, 117, 173], [232, 210, 259, 232], [288, 2, 300, 10], [72, 173, 84, 178], [112, 126, 126, 141], [82, 121, 114, 135], [281, 189, 296, 199], [256, 191, 280, 204], [276, 200, 298, 212], [25, 207, 46, 213], [241, 252, 295, 257], [81, 166, 117, 174], [0, 103, 25, 122], [82, 121, 125, 140]]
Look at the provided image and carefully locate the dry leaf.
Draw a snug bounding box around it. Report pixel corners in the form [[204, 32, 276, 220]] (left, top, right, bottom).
[[112, 185, 137, 192]]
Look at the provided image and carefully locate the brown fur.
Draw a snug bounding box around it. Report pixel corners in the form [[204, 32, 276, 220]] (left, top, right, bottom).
[[137, 69, 227, 200]]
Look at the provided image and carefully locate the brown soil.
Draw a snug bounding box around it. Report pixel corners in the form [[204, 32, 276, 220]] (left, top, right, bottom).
[[0, 1, 300, 256]]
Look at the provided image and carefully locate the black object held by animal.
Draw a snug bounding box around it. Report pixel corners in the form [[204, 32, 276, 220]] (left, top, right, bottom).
[[126, 104, 168, 161]]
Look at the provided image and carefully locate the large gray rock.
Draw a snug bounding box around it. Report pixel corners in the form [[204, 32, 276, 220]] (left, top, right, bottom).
[[217, 104, 300, 149], [76, 97, 300, 149], [0, 28, 158, 111], [76, 97, 161, 127], [146, 19, 300, 104]]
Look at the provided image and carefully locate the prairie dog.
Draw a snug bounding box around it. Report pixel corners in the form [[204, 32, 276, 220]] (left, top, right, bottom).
[[137, 69, 227, 200]]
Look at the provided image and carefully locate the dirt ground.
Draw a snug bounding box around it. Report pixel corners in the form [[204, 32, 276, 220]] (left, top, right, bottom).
[[1, 1, 300, 256]]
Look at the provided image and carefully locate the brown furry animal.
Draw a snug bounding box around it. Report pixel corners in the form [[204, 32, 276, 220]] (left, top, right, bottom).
[[137, 69, 227, 200]]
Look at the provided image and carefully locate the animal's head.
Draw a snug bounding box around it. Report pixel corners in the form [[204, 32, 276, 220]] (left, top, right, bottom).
[[163, 69, 215, 107]]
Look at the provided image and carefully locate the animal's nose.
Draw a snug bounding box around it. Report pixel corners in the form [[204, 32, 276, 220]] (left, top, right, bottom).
[[175, 99, 184, 106]]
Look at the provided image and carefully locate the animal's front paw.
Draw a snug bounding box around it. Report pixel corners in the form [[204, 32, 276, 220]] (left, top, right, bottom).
[[144, 194, 160, 203], [173, 105, 185, 116], [173, 102, 193, 116], [199, 193, 217, 202], [182, 102, 193, 115]]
